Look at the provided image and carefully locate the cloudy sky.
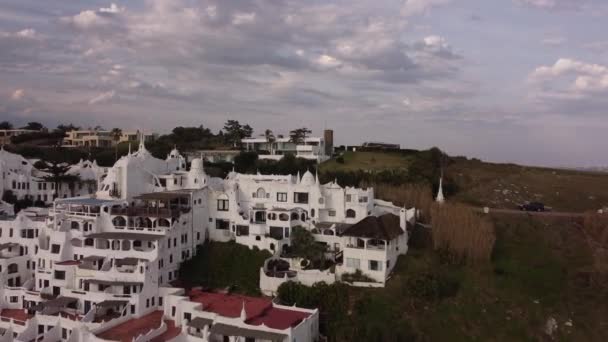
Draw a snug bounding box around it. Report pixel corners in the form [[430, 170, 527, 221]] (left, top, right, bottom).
[[1, 0, 607, 167]]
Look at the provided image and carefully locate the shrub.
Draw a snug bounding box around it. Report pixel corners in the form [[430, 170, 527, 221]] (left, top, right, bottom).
[[583, 212, 608, 273], [336, 156, 345, 164], [406, 271, 460, 300], [341, 269, 376, 283], [179, 241, 271, 295]]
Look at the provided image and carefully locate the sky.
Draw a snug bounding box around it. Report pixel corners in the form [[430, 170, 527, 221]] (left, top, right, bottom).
[[1, 0, 607, 167]]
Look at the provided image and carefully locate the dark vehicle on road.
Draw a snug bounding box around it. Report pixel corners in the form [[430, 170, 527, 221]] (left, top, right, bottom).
[[518, 202, 547, 212]]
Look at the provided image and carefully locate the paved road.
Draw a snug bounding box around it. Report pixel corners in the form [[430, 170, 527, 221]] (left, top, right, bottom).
[[474, 207, 585, 218]]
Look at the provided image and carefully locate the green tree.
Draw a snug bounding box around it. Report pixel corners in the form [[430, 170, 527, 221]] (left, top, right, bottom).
[[264, 129, 276, 154], [289, 127, 312, 145], [290, 227, 328, 269], [21, 122, 45, 131], [223, 120, 253, 148], [0, 121, 13, 130], [111, 128, 123, 161]]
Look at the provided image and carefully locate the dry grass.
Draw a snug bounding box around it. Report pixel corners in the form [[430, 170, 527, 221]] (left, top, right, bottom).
[[368, 183, 434, 221], [430, 203, 496, 264], [583, 212, 608, 273], [448, 159, 608, 212]]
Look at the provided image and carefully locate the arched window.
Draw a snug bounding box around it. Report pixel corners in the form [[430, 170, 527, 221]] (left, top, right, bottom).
[[84, 238, 94, 247], [279, 213, 289, 221], [71, 221, 80, 230], [346, 209, 356, 218], [300, 213, 306, 221], [8, 263, 18, 274], [157, 218, 171, 228], [291, 212, 299, 221], [112, 216, 126, 227], [121, 240, 131, 251], [256, 188, 266, 199], [311, 209, 315, 217]]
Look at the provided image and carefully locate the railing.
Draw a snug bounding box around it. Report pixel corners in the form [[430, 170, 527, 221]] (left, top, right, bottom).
[[110, 207, 190, 218]]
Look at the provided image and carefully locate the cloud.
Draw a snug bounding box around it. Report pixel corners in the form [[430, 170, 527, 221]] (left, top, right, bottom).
[[541, 37, 566, 46], [401, 0, 452, 16], [61, 3, 125, 30], [11, 89, 25, 100], [88, 90, 116, 104], [516, 0, 591, 11], [527, 59, 608, 116]]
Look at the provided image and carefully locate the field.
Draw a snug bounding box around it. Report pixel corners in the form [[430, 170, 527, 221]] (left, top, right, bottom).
[[447, 159, 608, 212]]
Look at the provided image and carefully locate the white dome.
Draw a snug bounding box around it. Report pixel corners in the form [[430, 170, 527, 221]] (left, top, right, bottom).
[[300, 170, 315, 186], [191, 158, 203, 170]]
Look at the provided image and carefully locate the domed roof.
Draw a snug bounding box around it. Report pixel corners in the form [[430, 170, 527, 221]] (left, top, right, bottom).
[[300, 170, 315, 186], [190, 158, 203, 171]]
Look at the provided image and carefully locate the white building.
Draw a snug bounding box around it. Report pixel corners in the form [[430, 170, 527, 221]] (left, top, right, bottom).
[[62, 130, 155, 148], [0, 148, 105, 205], [242, 130, 333, 162], [0, 139, 413, 341]]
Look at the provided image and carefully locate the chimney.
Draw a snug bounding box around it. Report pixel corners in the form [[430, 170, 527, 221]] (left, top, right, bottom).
[[323, 129, 334, 156]]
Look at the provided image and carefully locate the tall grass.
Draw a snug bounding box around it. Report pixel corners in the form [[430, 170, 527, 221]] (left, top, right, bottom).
[[430, 203, 496, 265], [583, 212, 608, 273], [368, 183, 434, 221]]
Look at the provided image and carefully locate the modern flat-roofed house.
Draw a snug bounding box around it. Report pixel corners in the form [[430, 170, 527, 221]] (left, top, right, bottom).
[[242, 129, 333, 162], [63, 130, 155, 148], [0, 129, 40, 145]]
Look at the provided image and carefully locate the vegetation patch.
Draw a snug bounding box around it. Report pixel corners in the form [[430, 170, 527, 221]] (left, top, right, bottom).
[[179, 241, 271, 296]]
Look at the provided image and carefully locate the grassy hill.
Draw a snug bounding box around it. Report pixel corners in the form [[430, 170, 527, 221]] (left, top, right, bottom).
[[446, 158, 608, 212], [320, 150, 608, 213]]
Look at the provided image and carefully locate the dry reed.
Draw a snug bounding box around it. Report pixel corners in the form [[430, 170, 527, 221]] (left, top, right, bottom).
[[430, 203, 496, 264]]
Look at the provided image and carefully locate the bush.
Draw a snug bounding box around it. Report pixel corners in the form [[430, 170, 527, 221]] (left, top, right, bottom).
[[179, 241, 271, 295], [341, 269, 376, 283], [406, 271, 460, 300], [336, 156, 345, 164]]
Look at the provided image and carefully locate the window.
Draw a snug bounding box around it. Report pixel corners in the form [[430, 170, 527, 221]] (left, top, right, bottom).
[[346, 209, 356, 218], [369, 260, 383, 271], [184, 312, 192, 322], [294, 192, 309, 204], [346, 258, 360, 268], [329, 210, 336, 217], [216, 219, 230, 230], [54, 271, 66, 280], [217, 199, 229, 211], [9, 296, 18, 303], [359, 196, 368, 203], [51, 244, 61, 254], [346, 194, 352, 202], [236, 225, 249, 236], [255, 188, 266, 199], [277, 192, 288, 202]]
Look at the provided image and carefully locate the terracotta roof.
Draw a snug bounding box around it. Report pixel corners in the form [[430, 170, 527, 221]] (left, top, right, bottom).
[[341, 213, 404, 240], [97, 311, 164, 342], [188, 290, 312, 330]]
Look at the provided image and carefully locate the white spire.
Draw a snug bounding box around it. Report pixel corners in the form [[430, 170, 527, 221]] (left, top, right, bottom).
[[240, 301, 247, 321], [436, 176, 445, 203], [296, 171, 301, 184], [128, 143, 131, 155], [138, 131, 146, 151], [315, 169, 319, 185]]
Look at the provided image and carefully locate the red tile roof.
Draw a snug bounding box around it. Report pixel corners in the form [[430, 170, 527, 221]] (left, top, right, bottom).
[[150, 318, 180, 342], [97, 311, 164, 342], [188, 290, 311, 330], [0, 309, 32, 323]]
